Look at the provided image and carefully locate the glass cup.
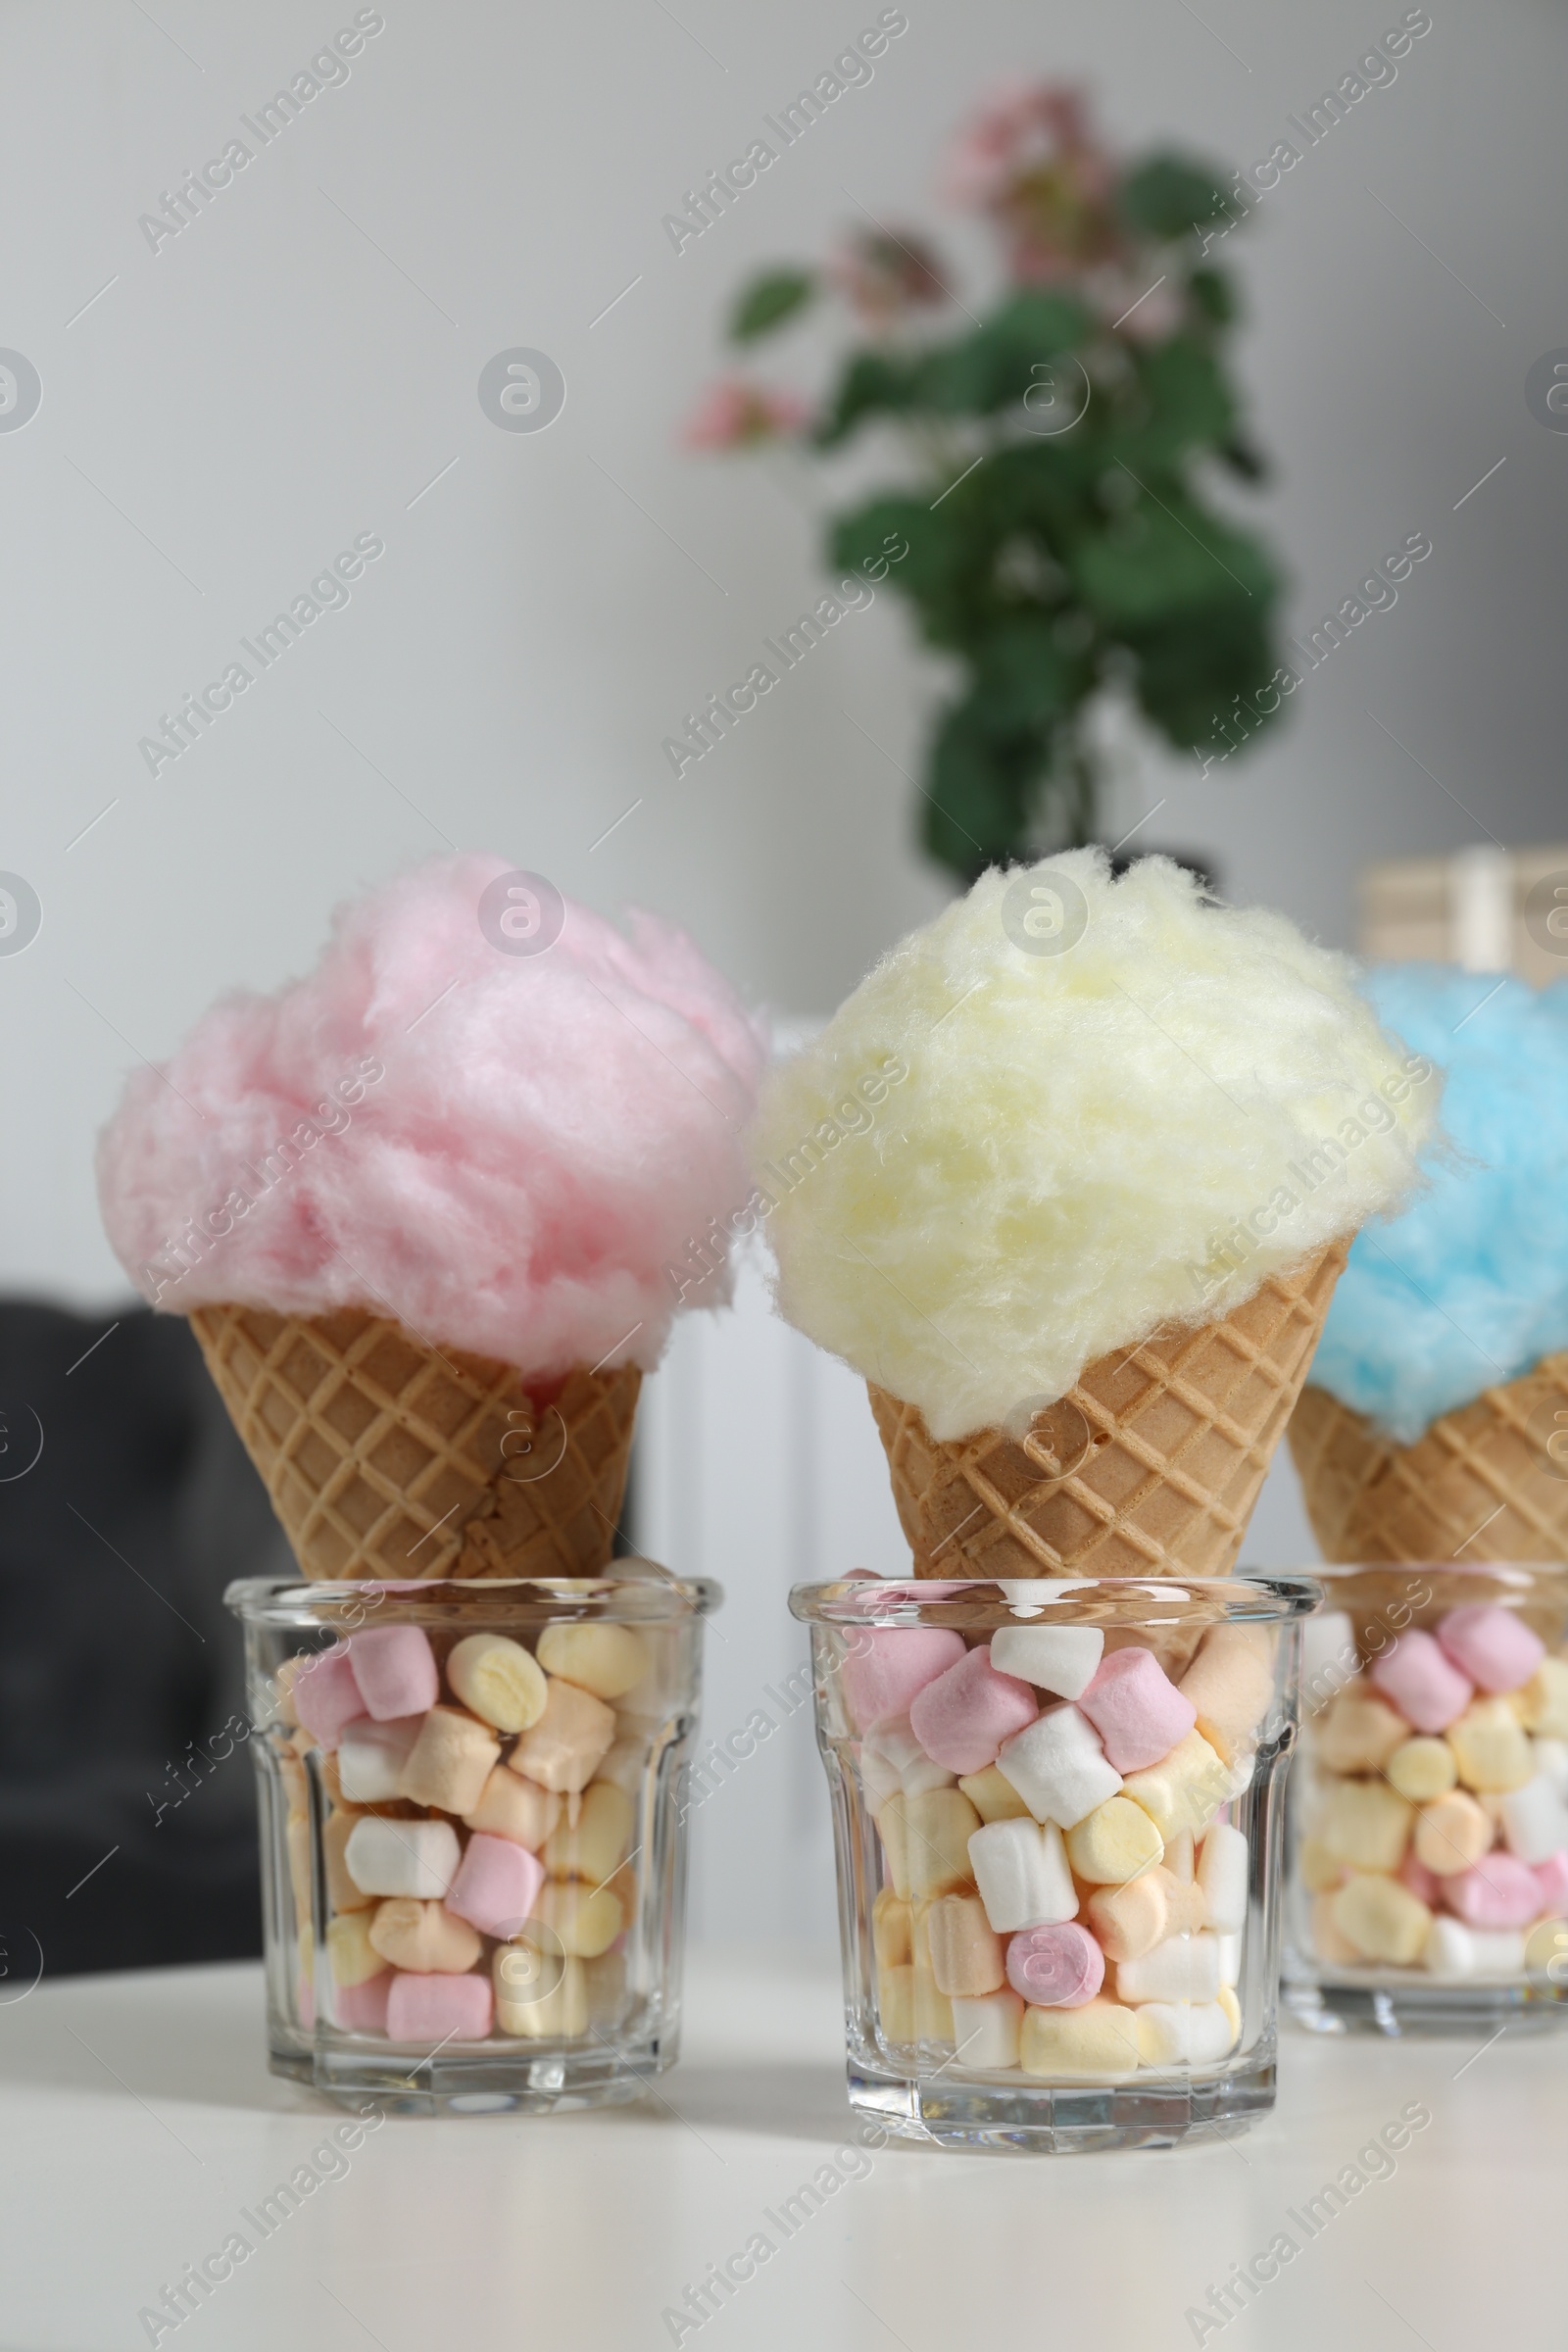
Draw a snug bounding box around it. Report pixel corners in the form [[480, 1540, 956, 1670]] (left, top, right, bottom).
[[1285, 1562, 1568, 2035], [225, 1566, 720, 2113], [789, 1572, 1320, 2152]]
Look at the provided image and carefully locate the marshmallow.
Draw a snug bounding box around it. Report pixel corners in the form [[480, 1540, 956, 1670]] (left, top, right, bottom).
[[1120, 1731, 1229, 1842], [1446, 1850, 1543, 1930], [1320, 1779, 1413, 1873], [323, 1807, 372, 1913], [1115, 1930, 1222, 2005], [925, 1893, 1004, 1996], [1311, 1889, 1363, 1967], [463, 1764, 563, 1850], [494, 1942, 588, 2037], [529, 1880, 623, 1957], [1087, 1869, 1200, 1964], [1535, 1849, 1568, 1915], [951, 1989, 1023, 2070], [292, 1647, 366, 1751], [1005, 1922, 1104, 2007], [1298, 1837, 1346, 1894], [1386, 1736, 1458, 1803], [348, 1626, 439, 1722], [1135, 2000, 1236, 2070], [888, 1788, 982, 1900], [839, 1627, 966, 1733], [1370, 1632, 1473, 1735], [326, 1910, 386, 1987], [860, 1719, 956, 1808], [1077, 1647, 1197, 1773], [385, 1970, 493, 2042], [399, 1706, 502, 1815], [510, 1676, 617, 1794], [1018, 1998, 1140, 2080], [1317, 1687, 1409, 1775], [368, 1897, 483, 1974], [1532, 1737, 1568, 1795], [909, 1645, 1038, 1775], [446, 1831, 546, 1938], [872, 1887, 912, 1967], [1514, 1656, 1568, 1740], [1414, 1790, 1493, 1878], [1399, 1851, 1441, 1907], [1216, 1933, 1241, 1989], [1176, 1623, 1274, 1765], [1197, 1820, 1248, 1935], [968, 1817, 1076, 1933], [1425, 1917, 1529, 1979], [912, 1959, 955, 2042], [544, 1781, 635, 1884], [997, 1705, 1121, 1829], [446, 1634, 549, 1732], [1447, 1696, 1534, 1793], [344, 1815, 461, 1900], [286, 1813, 311, 1927], [989, 1624, 1103, 1699], [337, 1715, 424, 1806], [1065, 1795, 1163, 1886], [536, 1623, 651, 1702], [957, 1764, 1032, 1823], [877, 1966, 916, 2041], [1332, 1874, 1432, 1965], [1436, 1604, 1544, 1696], [333, 1973, 391, 2033], [1163, 1831, 1195, 1882], [586, 1950, 628, 2029], [1499, 1773, 1568, 1865]]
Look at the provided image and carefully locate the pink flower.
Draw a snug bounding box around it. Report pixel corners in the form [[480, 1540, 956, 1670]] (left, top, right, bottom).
[[830, 228, 951, 327], [682, 379, 810, 451], [945, 79, 1123, 285]]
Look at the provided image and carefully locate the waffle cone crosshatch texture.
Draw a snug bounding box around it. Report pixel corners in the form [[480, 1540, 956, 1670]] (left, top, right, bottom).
[[1289, 1357, 1568, 1566], [871, 1240, 1348, 1580], [189, 1302, 640, 1582]]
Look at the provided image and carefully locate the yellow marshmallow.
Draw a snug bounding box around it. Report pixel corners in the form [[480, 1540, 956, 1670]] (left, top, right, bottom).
[[872, 1887, 912, 1968], [1320, 1777, 1413, 1873], [878, 1796, 911, 1900], [925, 1893, 1004, 1997], [536, 1623, 651, 1701], [1312, 1889, 1361, 1967], [1122, 1731, 1230, 1842], [286, 1812, 311, 1930], [544, 1782, 634, 1885], [368, 1897, 482, 1975], [1298, 1836, 1347, 1894], [1019, 1998, 1140, 2081], [1332, 1873, 1431, 1965], [324, 1807, 372, 1913], [913, 1963, 955, 2041], [1177, 1622, 1275, 1764], [445, 1634, 548, 1733], [901, 1788, 982, 1900], [1065, 1794, 1163, 1885], [510, 1676, 617, 1794], [399, 1706, 501, 1815], [1413, 1789, 1492, 1877], [529, 1880, 623, 1959], [463, 1764, 562, 1850], [495, 1942, 588, 2037], [1317, 1687, 1409, 1776], [1217, 1984, 1242, 2045], [958, 1765, 1033, 1823], [1386, 1737, 1458, 1803], [1513, 1656, 1568, 1740], [326, 1909, 386, 1987], [877, 1965, 916, 2042], [1162, 1831, 1196, 1883], [1447, 1696, 1534, 1793]]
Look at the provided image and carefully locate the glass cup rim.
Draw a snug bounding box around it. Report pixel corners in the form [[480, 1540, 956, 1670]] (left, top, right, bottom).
[[789, 1570, 1321, 1632], [224, 1560, 721, 1629], [1293, 1560, 1568, 1585]]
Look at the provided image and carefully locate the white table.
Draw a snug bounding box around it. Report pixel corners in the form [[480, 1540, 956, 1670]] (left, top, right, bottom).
[[1, 1950, 1562, 2349]]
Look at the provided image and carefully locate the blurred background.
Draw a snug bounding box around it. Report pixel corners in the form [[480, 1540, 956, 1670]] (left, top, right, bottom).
[[1, 0, 1564, 1975]]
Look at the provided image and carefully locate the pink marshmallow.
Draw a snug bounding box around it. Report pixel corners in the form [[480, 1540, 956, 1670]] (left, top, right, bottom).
[[908, 1645, 1038, 1774], [1398, 1851, 1441, 1908], [1445, 1851, 1543, 1930], [840, 1628, 966, 1733], [445, 1831, 545, 1938], [1369, 1631, 1473, 1735], [1535, 1850, 1568, 1917], [292, 1646, 366, 1750], [1004, 1922, 1105, 2008], [385, 1970, 493, 2042], [1435, 1605, 1545, 1696], [348, 1626, 439, 1721], [1076, 1646, 1197, 1773], [297, 1969, 316, 2030], [333, 1973, 391, 2033]]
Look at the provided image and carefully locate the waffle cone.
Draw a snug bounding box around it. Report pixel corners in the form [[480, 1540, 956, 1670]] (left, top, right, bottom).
[[189, 1301, 639, 1582], [869, 1240, 1348, 1580], [1289, 1354, 1568, 1565]]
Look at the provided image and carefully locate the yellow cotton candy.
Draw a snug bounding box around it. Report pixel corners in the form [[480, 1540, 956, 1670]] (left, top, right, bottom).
[[750, 850, 1435, 1441]]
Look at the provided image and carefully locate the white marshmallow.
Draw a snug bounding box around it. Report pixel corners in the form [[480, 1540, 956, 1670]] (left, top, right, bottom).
[[997, 1705, 1121, 1829], [967, 1817, 1077, 1934], [1197, 1820, 1249, 1935], [1532, 1737, 1568, 1796], [950, 1989, 1023, 2071], [1215, 1932, 1242, 1988], [1423, 1917, 1472, 1978], [343, 1815, 460, 1900], [1134, 1999, 1237, 2069], [1222, 1750, 1255, 1803], [1424, 1917, 1526, 1979], [859, 1718, 957, 1809], [989, 1625, 1103, 1700], [1468, 1929, 1529, 1977], [1116, 1930, 1222, 2005], [337, 1715, 424, 1806], [1500, 1773, 1568, 1865]]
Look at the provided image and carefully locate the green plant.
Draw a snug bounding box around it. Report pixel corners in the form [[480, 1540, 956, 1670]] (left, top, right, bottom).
[[686, 85, 1285, 881]]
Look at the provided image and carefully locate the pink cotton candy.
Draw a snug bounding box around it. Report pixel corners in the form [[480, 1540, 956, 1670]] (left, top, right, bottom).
[[840, 1628, 967, 1733], [909, 1645, 1038, 1774], [1435, 1605, 1544, 1696], [1445, 1851, 1543, 1930], [95, 855, 766, 1376]]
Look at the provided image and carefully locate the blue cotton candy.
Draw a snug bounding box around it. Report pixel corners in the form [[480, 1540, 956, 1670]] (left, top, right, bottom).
[[1312, 964, 1568, 1441]]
